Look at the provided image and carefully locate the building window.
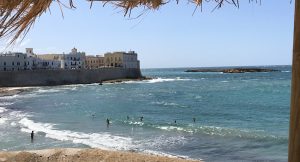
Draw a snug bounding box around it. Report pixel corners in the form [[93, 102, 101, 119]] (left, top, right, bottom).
[[4, 62, 6, 66], [4, 68, 6, 71], [12, 62, 14, 66]]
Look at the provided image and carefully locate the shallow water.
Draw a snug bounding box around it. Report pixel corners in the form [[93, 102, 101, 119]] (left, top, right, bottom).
[[0, 65, 291, 161]]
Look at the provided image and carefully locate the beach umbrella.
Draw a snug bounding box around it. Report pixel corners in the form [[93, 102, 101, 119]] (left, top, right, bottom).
[[0, 1, 299, 161]]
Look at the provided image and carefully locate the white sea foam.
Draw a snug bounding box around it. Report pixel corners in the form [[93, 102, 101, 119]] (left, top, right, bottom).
[[136, 135, 193, 160], [0, 107, 8, 113], [10, 121, 17, 127], [0, 107, 30, 126], [156, 126, 194, 133], [0, 94, 19, 100], [194, 95, 202, 99], [5, 87, 34, 91], [0, 102, 14, 106], [9, 111, 29, 118], [63, 83, 97, 88], [282, 71, 291, 73], [142, 149, 193, 160], [151, 101, 188, 108], [0, 107, 9, 125], [220, 80, 229, 83], [18, 117, 191, 158], [128, 121, 144, 126], [152, 101, 179, 106], [18, 117, 133, 150], [124, 77, 191, 84], [0, 117, 7, 124], [155, 124, 285, 141], [35, 89, 61, 94]]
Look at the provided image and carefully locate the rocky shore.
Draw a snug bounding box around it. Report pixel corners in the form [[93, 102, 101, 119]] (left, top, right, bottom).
[[185, 68, 280, 73], [0, 148, 200, 162], [0, 88, 30, 97], [102, 76, 152, 84]]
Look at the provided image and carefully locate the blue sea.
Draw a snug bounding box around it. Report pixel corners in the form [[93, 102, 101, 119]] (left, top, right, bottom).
[[0, 65, 291, 161]]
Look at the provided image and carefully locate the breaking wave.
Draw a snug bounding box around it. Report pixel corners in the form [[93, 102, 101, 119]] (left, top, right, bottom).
[[16, 117, 193, 159], [0, 107, 8, 113], [18, 117, 133, 150], [154, 125, 287, 141], [124, 77, 191, 84], [151, 101, 188, 108]]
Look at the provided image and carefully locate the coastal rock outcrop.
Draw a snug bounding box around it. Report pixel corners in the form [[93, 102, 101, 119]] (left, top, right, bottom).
[[185, 68, 280, 73]]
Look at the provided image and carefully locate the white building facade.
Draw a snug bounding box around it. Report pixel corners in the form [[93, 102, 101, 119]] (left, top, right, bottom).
[[0, 52, 28, 71], [61, 48, 86, 69], [0, 48, 139, 71]]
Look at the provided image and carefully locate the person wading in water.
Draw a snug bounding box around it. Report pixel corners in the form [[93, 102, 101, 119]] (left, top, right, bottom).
[[106, 118, 110, 128], [31, 131, 34, 143]]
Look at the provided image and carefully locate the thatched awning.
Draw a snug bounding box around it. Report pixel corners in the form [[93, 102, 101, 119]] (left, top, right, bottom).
[[0, 0, 241, 44]]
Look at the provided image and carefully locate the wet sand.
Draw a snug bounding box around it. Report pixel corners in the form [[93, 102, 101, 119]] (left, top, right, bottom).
[[0, 148, 201, 162], [0, 87, 32, 97]]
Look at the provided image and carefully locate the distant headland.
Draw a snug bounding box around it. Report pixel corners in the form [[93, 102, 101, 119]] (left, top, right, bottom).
[[185, 68, 280, 73]]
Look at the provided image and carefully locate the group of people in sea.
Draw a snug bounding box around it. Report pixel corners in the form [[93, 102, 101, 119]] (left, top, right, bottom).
[[30, 115, 197, 141], [106, 115, 196, 127], [106, 116, 144, 128]]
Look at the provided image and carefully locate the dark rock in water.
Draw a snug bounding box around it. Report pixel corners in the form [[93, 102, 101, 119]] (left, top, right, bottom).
[[101, 76, 153, 84], [185, 68, 280, 73]]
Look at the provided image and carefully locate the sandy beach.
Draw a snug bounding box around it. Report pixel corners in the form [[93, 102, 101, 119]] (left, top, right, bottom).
[[0, 148, 200, 162]]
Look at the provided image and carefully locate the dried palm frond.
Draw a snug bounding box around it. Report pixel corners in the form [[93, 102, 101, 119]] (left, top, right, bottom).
[[0, 0, 242, 44]]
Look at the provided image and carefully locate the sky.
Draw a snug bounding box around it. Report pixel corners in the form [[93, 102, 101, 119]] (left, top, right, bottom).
[[0, 0, 295, 68]]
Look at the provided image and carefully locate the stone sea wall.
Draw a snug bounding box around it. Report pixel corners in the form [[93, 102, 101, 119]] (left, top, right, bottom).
[[0, 68, 142, 87]]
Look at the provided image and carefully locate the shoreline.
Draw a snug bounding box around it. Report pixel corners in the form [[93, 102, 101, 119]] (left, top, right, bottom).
[[102, 76, 152, 84], [0, 77, 152, 96], [0, 87, 31, 97], [0, 148, 201, 162]]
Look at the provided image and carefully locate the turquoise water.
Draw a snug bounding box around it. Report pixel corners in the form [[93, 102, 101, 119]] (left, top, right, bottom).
[[0, 66, 291, 161]]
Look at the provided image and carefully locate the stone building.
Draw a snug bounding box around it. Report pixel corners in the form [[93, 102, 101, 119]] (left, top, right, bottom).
[[61, 48, 86, 69], [37, 48, 86, 70], [85, 55, 104, 69], [0, 48, 140, 71], [25, 48, 38, 70], [104, 51, 140, 69], [35, 54, 61, 69], [0, 52, 28, 71]]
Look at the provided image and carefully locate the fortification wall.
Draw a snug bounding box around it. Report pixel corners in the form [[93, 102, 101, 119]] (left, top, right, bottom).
[[0, 68, 142, 87]]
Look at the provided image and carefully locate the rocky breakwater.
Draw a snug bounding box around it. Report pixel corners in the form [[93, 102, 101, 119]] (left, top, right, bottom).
[[185, 68, 280, 73]]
